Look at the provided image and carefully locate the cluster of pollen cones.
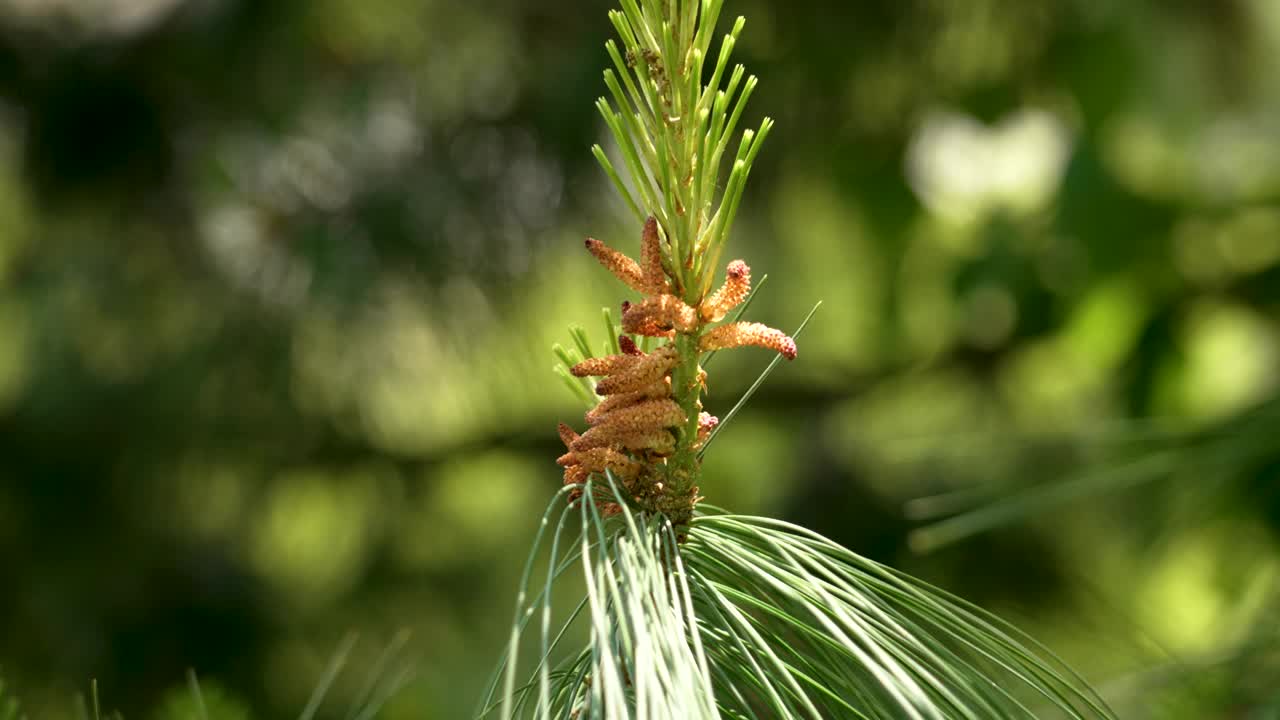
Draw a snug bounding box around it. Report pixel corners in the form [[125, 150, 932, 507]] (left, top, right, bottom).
[[557, 216, 796, 517]]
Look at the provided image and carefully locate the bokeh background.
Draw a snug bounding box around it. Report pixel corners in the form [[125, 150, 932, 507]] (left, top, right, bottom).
[[1, 0, 1278, 717]]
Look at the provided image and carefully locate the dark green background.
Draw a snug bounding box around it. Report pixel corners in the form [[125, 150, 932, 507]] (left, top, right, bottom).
[[0, 0, 1278, 717]]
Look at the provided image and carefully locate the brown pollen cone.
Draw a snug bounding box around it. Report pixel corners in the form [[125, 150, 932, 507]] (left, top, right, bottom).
[[570, 353, 641, 378], [587, 398, 685, 432], [561, 460, 588, 504], [584, 380, 670, 424], [596, 503, 624, 517], [639, 216, 670, 294], [594, 347, 679, 394], [698, 321, 797, 360], [622, 294, 699, 336], [700, 259, 751, 322], [572, 426, 676, 454], [559, 447, 643, 479], [558, 422, 581, 449], [585, 237, 648, 293]]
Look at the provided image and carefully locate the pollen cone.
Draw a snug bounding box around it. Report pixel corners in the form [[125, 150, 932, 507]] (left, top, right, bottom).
[[639, 216, 670, 294], [701, 260, 751, 322], [570, 352, 641, 378], [585, 237, 647, 293], [584, 380, 670, 424], [594, 347, 679, 395], [698, 321, 797, 360], [622, 294, 699, 336]]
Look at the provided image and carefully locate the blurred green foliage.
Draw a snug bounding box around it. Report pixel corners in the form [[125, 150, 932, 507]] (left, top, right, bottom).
[[0, 0, 1277, 717]]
